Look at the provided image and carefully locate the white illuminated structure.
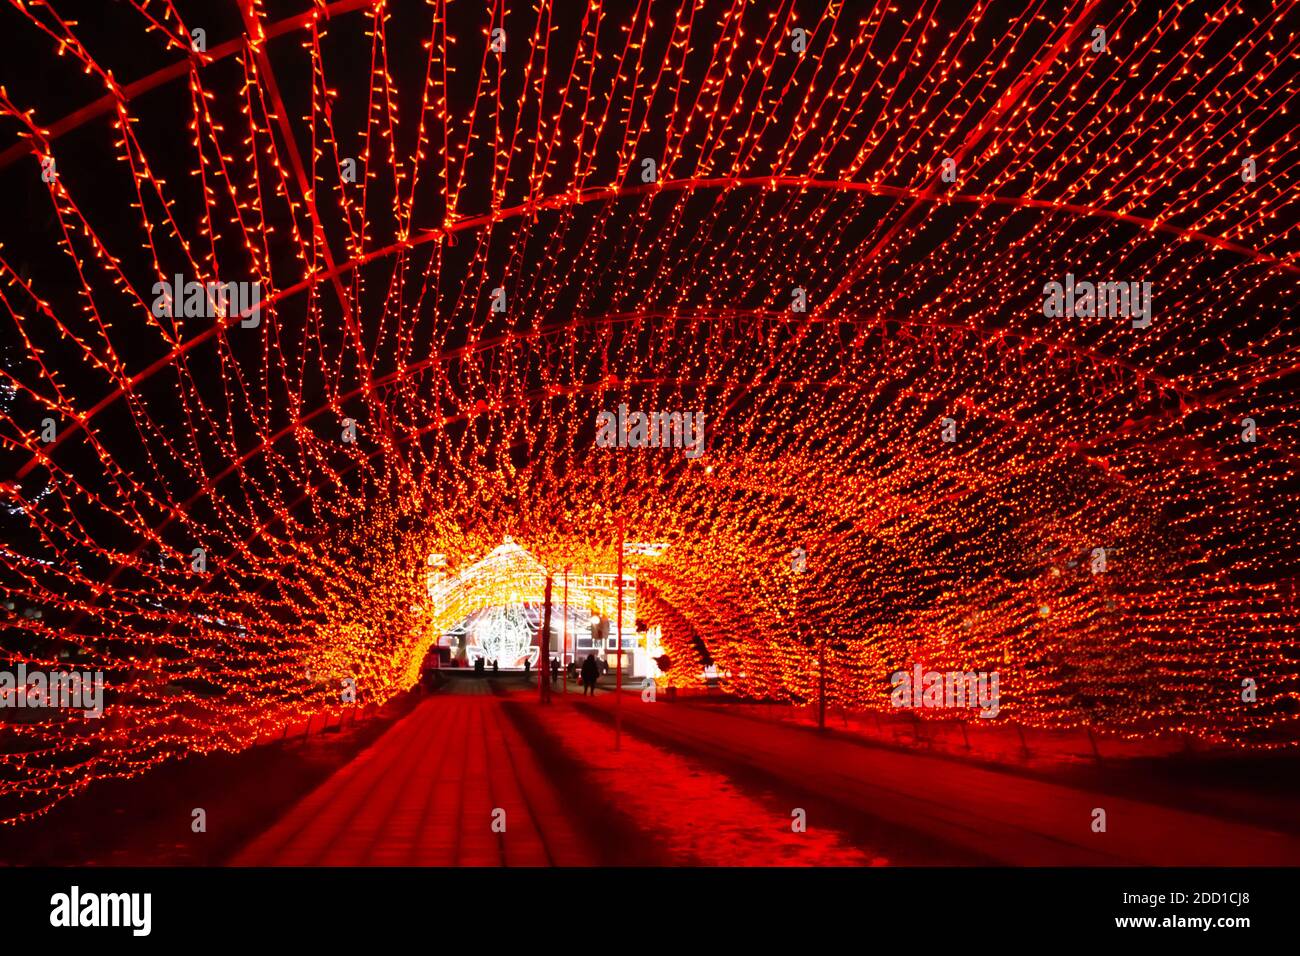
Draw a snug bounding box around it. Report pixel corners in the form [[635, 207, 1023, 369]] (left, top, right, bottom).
[[423, 537, 643, 671], [467, 605, 538, 668]]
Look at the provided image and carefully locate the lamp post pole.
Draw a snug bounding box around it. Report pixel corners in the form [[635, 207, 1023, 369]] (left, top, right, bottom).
[[615, 514, 624, 751], [818, 635, 826, 731], [539, 574, 553, 705], [562, 566, 570, 695], [794, 556, 822, 731]]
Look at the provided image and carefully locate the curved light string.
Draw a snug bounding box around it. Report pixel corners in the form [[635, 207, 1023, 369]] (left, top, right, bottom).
[[0, 0, 1296, 823]]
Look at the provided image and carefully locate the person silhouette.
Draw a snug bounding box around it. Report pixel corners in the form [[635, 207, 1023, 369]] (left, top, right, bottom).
[[581, 653, 599, 696]]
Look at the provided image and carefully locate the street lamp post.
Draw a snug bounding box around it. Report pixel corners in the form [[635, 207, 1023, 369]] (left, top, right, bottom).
[[791, 550, 821, 731], [615, 514, 624, 750], [818, 635, 826, 732], [539, 574, 553, 705], [562, 566, 570, 695]]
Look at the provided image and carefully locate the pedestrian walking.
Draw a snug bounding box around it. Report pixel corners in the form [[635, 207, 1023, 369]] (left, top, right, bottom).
[[581, 653, 599, 696]]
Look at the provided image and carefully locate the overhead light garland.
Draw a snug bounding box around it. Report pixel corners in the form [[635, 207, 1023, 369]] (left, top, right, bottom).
[[0, 0, 1296, 823]]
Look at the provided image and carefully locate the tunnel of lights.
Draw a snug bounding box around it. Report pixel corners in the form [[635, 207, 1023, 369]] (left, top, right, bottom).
[[0, 0, 1297, 821]]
